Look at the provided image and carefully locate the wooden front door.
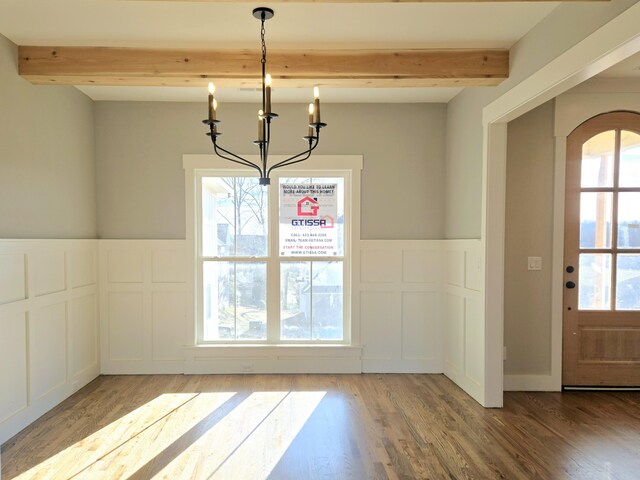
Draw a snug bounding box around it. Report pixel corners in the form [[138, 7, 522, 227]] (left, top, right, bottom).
[[563, 111, 640, 387]]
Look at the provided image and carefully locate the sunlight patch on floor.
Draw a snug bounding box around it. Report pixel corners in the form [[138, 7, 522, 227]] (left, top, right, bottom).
[[155, 391, 327, 480], [16, 392, 236, 480]]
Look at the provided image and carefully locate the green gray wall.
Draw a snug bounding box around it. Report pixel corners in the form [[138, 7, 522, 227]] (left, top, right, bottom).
[[95, 102, 447, 239], [504, 100, 555, 375], [0, 34, 96, 238]]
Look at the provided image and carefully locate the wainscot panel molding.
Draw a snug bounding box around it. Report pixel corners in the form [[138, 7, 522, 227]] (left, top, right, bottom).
[[0, 240, 99, 445], [101, 239, 453, 375], [99, 240, 188, 374], [358, 240, 444, 373], [442, 239, 485, 402]]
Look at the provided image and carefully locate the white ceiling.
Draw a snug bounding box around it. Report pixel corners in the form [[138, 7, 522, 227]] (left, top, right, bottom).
[[0, 0, 564, 103]]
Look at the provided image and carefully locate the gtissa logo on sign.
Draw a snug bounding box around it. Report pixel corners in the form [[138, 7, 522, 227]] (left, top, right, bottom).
[[297, 196, 320, 216], [292, 219, 328, 226]]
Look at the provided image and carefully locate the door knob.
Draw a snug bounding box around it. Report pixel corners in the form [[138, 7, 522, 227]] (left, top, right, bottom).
[[566, 281, 576, 289], [566, 265, 574, 273]]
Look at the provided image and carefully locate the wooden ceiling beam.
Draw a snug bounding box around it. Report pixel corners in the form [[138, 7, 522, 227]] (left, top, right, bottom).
[[19, 46, 509, 88], [124, 0, 607, 3]]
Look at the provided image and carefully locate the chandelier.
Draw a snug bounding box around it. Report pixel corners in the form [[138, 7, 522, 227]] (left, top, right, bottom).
[[203, 7, 327, 186]]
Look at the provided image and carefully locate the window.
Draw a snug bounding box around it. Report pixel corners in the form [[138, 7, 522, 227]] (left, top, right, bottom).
[[196, 168, 353, 344]]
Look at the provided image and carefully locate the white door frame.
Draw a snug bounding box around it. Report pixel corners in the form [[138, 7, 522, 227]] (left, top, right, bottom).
[[481, 3, 640, 406]]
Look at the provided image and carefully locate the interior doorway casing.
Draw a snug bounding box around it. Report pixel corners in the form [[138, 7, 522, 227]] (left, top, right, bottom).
[[481, 3, 640, 404]]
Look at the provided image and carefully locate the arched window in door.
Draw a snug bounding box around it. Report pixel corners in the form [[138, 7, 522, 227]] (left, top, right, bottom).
[[572, 117, 640, 309]]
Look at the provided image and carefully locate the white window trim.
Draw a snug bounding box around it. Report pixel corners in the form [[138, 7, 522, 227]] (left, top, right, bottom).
[[183, 154, 363, 348]]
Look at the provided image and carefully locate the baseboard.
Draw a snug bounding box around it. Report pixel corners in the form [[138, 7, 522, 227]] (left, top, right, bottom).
[[362, 358, 442, 373], [182, 345, 362, 374], [184, 357, 362, 374], [100, 361, 185, 375], [443, 370, 485, 405], [504, 374, 560, 391], [0, 367, 99, 445]]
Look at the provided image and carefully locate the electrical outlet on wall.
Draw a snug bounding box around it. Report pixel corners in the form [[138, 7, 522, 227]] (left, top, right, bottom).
[[241, 364, 254, 373], [527, 256, 542, 271]]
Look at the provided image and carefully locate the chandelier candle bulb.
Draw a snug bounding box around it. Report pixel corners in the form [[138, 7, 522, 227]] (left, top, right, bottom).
[[313, 86, 320, 124], [207, 82, 216, 121], [265, 74, 272, 115], [258, 110, 264, 142], [308, 103, 314, 137]]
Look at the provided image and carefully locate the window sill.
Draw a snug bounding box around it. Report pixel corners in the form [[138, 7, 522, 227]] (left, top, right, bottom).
[[185, 344, 362, 356]]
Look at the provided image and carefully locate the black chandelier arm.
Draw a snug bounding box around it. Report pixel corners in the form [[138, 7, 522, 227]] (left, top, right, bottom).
[[212, 138, 261, 171], [212, 140, 264, 176], [209, 135, 254, 168], [207, 125, 259, 171], [267, 134, 319, 172], [266, 134, 320, 177]]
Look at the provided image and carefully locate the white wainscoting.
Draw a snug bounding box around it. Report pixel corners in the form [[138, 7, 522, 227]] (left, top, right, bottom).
[[442, 239, 485, 403], [0, 240, 99, 445], [358, 240, 443, 373], [101, 239, 449, 375], [99, 240, 188, 374], [1, 237, 493, 444]]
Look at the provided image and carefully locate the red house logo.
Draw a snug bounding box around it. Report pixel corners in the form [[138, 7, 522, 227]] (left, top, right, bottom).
[[297, 196, 320, 216], [320, 215, 335, 228]]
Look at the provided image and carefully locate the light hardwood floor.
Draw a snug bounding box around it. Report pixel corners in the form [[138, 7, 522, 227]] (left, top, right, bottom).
[[2, 374, 640, 479]]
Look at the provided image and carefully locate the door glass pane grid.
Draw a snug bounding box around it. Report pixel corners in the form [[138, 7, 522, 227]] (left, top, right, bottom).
[[617, 192, 640, 249], [577, 129, 640, 311], [581, 130, 615, 188], [578, 254, 612, 310], [619, 130, 640, 188], [616, 254, 640, 310], [280, 261, 344, 341], [579, 192, 613, 248]]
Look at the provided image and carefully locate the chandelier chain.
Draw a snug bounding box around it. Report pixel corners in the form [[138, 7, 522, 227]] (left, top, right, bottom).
[[260, 17, 267, 65]]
